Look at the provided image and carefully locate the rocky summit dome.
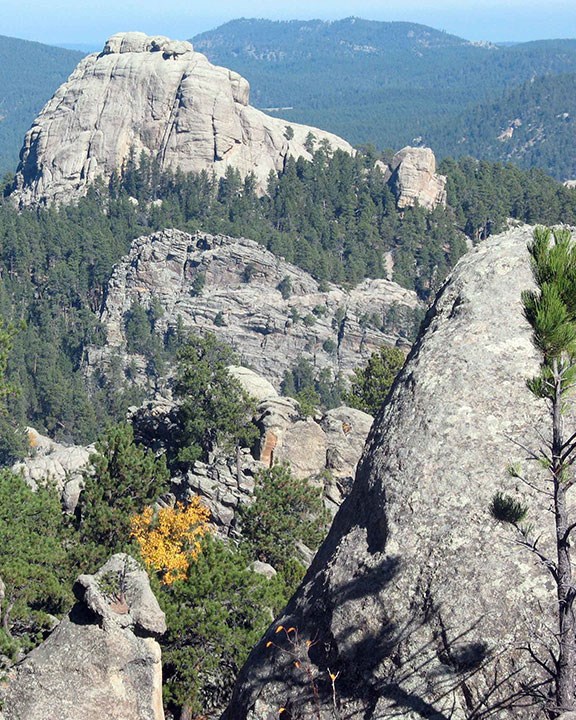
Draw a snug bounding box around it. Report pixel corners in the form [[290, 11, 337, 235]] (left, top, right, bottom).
[[12, 32, 353, 206]]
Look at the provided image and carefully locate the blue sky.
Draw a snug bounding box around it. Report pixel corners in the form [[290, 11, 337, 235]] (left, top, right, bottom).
[[1, 0, 575, 46]]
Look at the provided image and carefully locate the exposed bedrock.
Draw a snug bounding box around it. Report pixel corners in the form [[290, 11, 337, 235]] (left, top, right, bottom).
[[224, 225, 562, 720]]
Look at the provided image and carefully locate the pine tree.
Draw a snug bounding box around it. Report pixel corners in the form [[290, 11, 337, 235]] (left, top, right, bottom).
[[0, 470, 69, 653], [172, 333, 257, 465], [77, 423, 169, 567], [491, 226, 576, 715], [159, 534, 288, 716], [239, 463, 328, 573], [344, 344, 405, 415]]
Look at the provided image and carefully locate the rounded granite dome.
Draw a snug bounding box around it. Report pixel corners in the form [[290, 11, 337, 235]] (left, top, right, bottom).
[[102, 31, 194, 56]]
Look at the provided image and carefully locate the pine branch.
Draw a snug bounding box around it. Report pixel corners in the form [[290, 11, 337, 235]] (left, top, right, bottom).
[[514, 530, 558, 583]]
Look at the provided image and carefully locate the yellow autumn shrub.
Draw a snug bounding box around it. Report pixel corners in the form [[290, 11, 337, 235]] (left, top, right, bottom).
[[130, 497, 211, 584]]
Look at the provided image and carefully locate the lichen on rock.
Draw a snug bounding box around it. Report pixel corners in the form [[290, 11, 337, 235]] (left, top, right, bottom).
[[224, 225, 564, 720]]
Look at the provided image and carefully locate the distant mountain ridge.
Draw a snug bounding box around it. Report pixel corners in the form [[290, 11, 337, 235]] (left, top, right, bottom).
[[0, 36, 83, 176], [1, 20, 575, 181], [192, 19, 576, 177]]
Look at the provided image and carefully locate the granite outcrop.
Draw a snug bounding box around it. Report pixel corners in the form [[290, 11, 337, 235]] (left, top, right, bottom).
[[11, 32, 352, 206], [2, 554, 165, 720], [88, 229, 420, 389], [224, 225, 565, 720], [388, 145, 447, 210], [12, 428, 93, 513], [130, 390, 374, 531]]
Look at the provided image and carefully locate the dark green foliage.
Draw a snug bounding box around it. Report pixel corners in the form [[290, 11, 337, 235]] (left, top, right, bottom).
[[0, 145, 573, 444], [190, 272, 206, 297], [0, 37, 83, 176], [0, 317, 26, 464], [159, 534, 288, 715], [277, 276, 292, 299], [497, 226, 576, 711], [281, 357, 345, 414], [0, 470, 70, 651], [192, 19, 576, 174], [489, 491, 528, 525], [429, 73, 576, 180], [124, 302, 152, 354], [440, 158, 576, 244], [172, 333, 258, 465], [239, 463, 329, 574], [0, 187, 150, 442], [344, 344, 405, 415], [76, 423, 169, 568], [522, 227, 576, 397], [114, 146, 468, 297]]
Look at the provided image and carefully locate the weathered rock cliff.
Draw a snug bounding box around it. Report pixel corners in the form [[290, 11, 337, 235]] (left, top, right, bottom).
[[129, 391, 373, 531], [11, 32, 352, 206], [2, 554, 166, 720], [88, 229, 420, 388], [224, 225, 563, 720]]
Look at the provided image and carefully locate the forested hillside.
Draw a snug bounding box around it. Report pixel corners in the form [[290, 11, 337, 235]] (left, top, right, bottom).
[[0, 36, 83, 176], [0, 147, 574, 451], [428, 73, 576, 180], [192, 19, 576, 176], [1, 22, 575, 182], [2, 18, 576, 720]]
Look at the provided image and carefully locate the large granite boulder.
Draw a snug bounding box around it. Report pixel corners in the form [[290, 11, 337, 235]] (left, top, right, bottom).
[[87, 229, 421, 389], [321, 405, 374, 486], [389, 146, 447, 210], [228, 365, 278, 402], [12, 32, 352, 206], [224, 225, 562, 720], [3, 554, 165, 720]]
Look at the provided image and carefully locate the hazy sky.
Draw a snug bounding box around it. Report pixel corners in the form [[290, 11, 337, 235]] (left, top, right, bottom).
[[2, 0, 575, 47]]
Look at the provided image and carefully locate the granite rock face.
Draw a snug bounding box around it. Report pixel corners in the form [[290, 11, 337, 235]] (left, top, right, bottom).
[[12, 427, 93, 513], [389, 146, 447, 210], [12, 32, 352, 206], [3, 554, 165, 720], [88, 229, 420, 389], [224, 225, 563, 720]]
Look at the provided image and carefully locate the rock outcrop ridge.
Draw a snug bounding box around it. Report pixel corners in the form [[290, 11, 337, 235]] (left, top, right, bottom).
[[12, 31, 352, 206], [130, 389, 373, 529], [2, 554, 165, 720], [224, 225, 563, 720], [88, 229, 420, 389]]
